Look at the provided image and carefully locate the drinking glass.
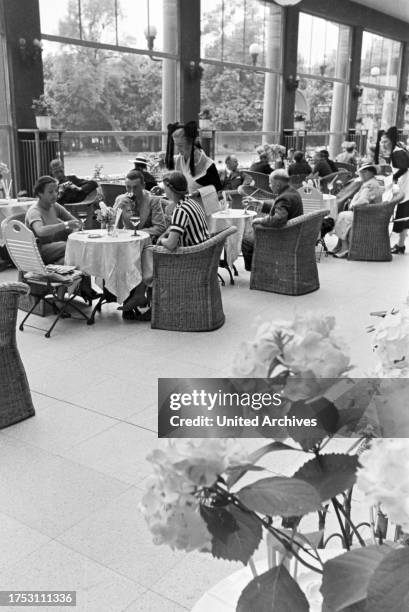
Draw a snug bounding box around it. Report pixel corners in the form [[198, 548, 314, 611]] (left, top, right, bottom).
[[78, 212, 87, 232], [130, 215, 140, 236]]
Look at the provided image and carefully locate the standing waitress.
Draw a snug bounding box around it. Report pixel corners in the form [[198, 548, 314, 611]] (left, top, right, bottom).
[[379, 126, 409, 254], [165, 121, 222, 196]]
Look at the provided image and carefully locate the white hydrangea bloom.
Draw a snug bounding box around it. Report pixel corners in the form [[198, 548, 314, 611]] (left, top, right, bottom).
[[372, 309, 409, 376], [140, 439, 248, 552], [356, 439, 409, 530]]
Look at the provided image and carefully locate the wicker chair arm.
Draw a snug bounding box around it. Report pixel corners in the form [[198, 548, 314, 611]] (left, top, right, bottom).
[[0, 282, 29, 295], [253, 209, 329, 233], [153, 226, 237, 257]]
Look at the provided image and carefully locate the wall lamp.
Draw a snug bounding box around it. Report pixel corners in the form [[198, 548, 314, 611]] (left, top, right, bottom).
[[18, 38, 42, 64], [286, 74, 299, 91], [186, 60, 204, 80], [144, 24, 157, 51], [352, 85, 364, 98]]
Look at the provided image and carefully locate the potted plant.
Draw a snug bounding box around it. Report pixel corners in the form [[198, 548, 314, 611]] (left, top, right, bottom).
[[31, 94, 52, 130], [294, 113, 306, 131], [199, 108, 212, 130]]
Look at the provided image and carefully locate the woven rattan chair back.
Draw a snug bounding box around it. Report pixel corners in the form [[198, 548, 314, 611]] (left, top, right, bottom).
[[4, 220, 48, 275], [289, 174, 308, 190], [151, 226, 237, 331], [243, 171, 272, 192], [250, 209, 329, 295], [100, 183, 126, 207], [336, 162, 356, 173], [348, 201, 395, 261], [0, 282, 35, 428]]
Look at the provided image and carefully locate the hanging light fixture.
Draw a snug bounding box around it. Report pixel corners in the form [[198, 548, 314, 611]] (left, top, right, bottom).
[[249, 42, 262, 66], [144, 0, 158, 51], [273, 0, 303, 6]]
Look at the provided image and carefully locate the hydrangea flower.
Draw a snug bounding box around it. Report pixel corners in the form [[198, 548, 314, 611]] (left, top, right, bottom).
[[140, 439, 248, 552], [356, 439, 409, 530]]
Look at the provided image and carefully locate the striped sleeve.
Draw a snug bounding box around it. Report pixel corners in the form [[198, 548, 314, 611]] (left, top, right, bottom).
[[169, 206, 189, 234]]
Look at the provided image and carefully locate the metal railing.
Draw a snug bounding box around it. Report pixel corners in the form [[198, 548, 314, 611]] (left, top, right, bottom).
[[57, 129, 359, 177]]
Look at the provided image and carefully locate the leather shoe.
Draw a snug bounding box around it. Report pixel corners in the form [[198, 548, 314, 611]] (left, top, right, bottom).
[[391, 244, 405, 254], [134, 307, 151, 321]]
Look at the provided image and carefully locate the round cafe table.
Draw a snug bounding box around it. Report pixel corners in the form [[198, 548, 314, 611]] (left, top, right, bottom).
[[65, 228, 150, 304], [210, 208, 257, 284]]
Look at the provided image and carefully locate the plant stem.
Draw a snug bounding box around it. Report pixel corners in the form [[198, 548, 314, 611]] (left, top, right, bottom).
[[214, 485, 323, 574], [332, 498, 350, 550], [333, 498, 366, 547]]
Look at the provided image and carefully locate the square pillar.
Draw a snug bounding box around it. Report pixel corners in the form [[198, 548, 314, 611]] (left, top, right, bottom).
[[178, 0, 201, 124]]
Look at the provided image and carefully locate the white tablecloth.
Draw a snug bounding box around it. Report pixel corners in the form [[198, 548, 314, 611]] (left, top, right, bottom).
[[0, 200, 36, 246], [210, 209, 257, 266], [65, 229, 151, 303], [323, 194, 338, 220]]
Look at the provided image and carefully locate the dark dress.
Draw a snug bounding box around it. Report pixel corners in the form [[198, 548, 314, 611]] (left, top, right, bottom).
[[391, 147, 409, 232], [289, 161, 312, 176], [250, 161, 274, 175]]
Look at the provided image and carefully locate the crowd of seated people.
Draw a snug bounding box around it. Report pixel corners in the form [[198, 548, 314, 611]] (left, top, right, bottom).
[[16, 122, 409, 326]]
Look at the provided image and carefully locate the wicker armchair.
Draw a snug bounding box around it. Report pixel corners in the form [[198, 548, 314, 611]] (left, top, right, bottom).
[[250, 210, 328, 295], [348, 200, 396, 261], [151, 226, 237, 331], [0, 282, 35, 428], [100, 183, 126, 206], [243, 171, 272, 192], [62, 189, 100, 229]]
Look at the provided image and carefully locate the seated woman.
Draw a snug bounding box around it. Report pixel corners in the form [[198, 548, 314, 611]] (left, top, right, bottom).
[[165, 122, 222, 196], [122, 172, 210, 322], [25, 175, 80, 264], [332, 164, 382, 258], [157, 171, 210, 250]]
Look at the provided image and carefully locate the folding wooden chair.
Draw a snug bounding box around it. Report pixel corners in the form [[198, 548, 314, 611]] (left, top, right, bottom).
[[4, 220, 92, 337]]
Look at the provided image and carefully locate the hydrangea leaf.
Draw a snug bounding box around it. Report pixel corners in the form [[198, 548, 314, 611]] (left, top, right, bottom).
[[293, 454, 359, 502], [320, 545, 391, 611], [236, 565, 309, 612], [366, 547, 409, 612], [237, 476, 322, 517], [203, 503, 262, 564]]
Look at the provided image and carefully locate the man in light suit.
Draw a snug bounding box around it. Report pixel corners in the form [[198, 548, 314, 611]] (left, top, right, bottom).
[[113, 170, 166, 242], [333, 163, 383, 258]]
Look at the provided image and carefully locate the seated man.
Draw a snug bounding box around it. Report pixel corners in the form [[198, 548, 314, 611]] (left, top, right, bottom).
[[113, 170, 166, 241], [332, 163, 383, 258], [129, 155, 157, 191], [49, 159, 98, 205], [288, 151, 312, 176], [312, 150, 333, 177], [220, 155, 250, 191], [25, 175, 80, 264], [250, 151, 274, 175], [120, 171, 209, 322], [241, 170, 304, 271]]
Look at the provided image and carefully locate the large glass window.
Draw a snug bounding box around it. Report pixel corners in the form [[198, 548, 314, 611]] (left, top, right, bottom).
[[297, 13, 351, 140], [358, 32, 401, 139], [201, 0, 281, 70], [39, 0, 177, 55]]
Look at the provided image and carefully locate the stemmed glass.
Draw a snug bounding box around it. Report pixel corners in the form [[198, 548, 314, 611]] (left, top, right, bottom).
[[130, 215, 140, 236], [78, 212, 87, 232]]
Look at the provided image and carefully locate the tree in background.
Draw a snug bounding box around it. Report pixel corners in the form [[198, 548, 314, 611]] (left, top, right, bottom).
[[43, 0, 162, 149]]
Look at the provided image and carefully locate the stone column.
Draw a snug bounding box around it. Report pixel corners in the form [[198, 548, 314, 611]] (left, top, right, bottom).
[[0, 0, 43, 193], [329, 25, 351, 157], [262, 3, 282, 143]]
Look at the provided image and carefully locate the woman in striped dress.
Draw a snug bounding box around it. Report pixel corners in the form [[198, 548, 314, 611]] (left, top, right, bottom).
[[157, 172, 210, 251]]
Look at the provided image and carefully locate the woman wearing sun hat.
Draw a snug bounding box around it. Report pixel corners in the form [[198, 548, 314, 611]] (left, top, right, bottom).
[[157, 171, 210, 251]]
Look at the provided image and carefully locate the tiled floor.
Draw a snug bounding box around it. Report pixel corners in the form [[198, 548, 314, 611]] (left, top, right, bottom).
[[1, 242, 408, 611]]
